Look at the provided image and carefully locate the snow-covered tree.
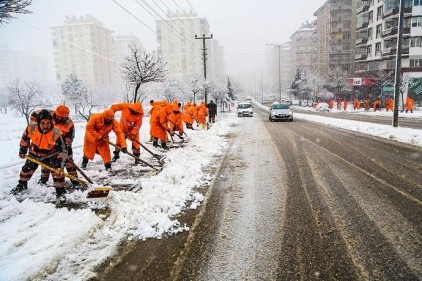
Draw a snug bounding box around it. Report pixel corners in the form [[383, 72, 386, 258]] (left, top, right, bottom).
[[0, 88, 8, 113], [162, 79, 187, 102], [328, 66, 350, 98], [290, 69, 302, 99], [189, 75, 203, 104], [121, 43, 167, 102], [0, 0, 32, 25], [61, 74, 88, 114], [227, 76, 236, 100], [8, 79, 47, 125]]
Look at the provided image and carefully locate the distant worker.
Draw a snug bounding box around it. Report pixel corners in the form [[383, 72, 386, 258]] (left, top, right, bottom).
[[373, 99, 381, 111], [406, 96, 414, 113], [343, 99, 349, 110], [207, 100, 217, 123], [364, 99, 370, 111]]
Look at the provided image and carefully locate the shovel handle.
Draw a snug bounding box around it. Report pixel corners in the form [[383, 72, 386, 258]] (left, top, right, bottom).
[[25, 155, 89, 186], [103, 138, 161, 171], [126, 134, 165, 163]]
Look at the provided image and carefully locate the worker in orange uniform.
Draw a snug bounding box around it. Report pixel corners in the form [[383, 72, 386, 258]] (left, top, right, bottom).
[[81, 109, 127, 174], [169, 102, 184, 136], [373, 99, 381, 111], [11, 109, 68, 203], [328, 99, 334, 109], [364, 98, 370, 111], [343, 99, 349, 110], [110, 102, 144, 164], [196, 101, 208, 128], [151, 102, 174, 150], [406, 96, 414, 113]]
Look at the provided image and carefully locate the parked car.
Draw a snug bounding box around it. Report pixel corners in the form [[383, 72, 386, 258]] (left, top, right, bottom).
[[269, 103, 293, 122], [237, 102, 253, 117], [315, 102, 330, 112]]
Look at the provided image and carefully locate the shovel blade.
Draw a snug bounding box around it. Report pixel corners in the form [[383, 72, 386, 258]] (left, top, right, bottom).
[[86, 186, 112, 198]]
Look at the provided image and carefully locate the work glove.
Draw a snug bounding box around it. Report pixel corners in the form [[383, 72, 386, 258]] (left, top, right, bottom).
[[121, 147, 128, 153], [168, 129, 175, 136], [127, 134, 136, 140], [19, 153, 25, 159]]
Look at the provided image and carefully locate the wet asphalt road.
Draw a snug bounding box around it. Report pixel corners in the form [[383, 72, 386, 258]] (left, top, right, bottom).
[[95, 109, 422, 281]]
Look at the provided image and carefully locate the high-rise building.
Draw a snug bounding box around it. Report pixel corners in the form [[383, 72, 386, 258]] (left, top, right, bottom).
[[314, 0, 357, 79], [156, 11, 224, 82], [353, 0, 422, 101], [0, 45, 50, 90], [51, 15, 116, 89], [289, 21, 317, 79]]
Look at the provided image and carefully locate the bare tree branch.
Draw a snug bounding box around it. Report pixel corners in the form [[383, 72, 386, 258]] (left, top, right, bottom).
[[0, 0, 32, 25]]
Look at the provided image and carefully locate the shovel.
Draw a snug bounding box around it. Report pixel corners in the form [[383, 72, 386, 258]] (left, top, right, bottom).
[[25, 155, 112, 198], [103, 138, 162, 172], [126, 134, 166, 164]]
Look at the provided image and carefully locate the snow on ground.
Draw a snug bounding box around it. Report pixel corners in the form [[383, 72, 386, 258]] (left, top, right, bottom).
[[0, 106, 421, 280]]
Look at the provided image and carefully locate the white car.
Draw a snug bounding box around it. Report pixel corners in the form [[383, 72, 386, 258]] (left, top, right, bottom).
[[237, 102, 253, 117], [315, 102, 330, 112]]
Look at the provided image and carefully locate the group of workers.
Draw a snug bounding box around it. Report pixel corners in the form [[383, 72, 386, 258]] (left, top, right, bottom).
[[10, 99, 218, 203], [327, 96, 416, 112]]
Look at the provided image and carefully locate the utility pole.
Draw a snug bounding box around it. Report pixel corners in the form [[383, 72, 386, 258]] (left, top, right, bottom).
[[266, 43, 282, 102], [195, 34, 213, 105], [393, 0, 404, 127]]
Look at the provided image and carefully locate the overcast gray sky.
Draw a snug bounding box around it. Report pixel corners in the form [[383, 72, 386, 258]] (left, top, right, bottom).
[[0, 0, 327, 76]]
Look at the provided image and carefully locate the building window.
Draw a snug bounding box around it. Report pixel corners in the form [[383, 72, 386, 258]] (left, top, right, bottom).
[[415, 0, 422, 6], [367, 45, 372, 55], [368, 28, 373, 39], [369, 11, 373, 24], [375, 42, 381, 54], [410, 58, 422, 66], [376, 24, 382, 38], [377, 6, 383, 21], [410, 37, 422, 47], [412, 17, 422, 27]]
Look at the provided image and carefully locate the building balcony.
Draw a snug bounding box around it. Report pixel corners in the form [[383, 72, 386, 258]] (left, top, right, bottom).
[[382, 27, 397, 37], [357, 4, 369, 15], [383, 7, 398, 20], [355, 53, 367, 60], [356, 37, 368, 45], [356, 21, 369, 30]]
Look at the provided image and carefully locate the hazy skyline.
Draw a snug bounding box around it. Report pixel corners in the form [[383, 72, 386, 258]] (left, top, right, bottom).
[[0, 0, 327, 78]]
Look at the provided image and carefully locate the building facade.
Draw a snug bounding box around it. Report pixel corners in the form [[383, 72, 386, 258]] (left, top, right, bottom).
[[51, 15, 117, 89], [353, 0, 422, 100], [314, 0, 357, 79], [0, 45, 50, 90], [156, 12, 224, 82]]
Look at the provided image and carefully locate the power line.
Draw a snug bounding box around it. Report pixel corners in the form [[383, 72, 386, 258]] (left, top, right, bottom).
[[112, 0, 156, 34]]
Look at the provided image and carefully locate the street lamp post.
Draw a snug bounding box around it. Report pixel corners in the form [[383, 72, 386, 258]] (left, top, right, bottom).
[[266, 43, 282, 102], [255, 67, 264, 104]]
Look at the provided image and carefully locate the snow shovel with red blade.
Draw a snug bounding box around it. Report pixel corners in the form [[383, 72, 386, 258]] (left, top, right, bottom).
[[25, 155, 112, 198]]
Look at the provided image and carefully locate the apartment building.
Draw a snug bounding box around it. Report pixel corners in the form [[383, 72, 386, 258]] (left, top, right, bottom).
[[355, 1, 422, 78], [156, 12, 224, 82], [51, 15, 116, 89], [289, 21, 317, 80], [0, 45, 51, 90], [314, 0, 357, 78]]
